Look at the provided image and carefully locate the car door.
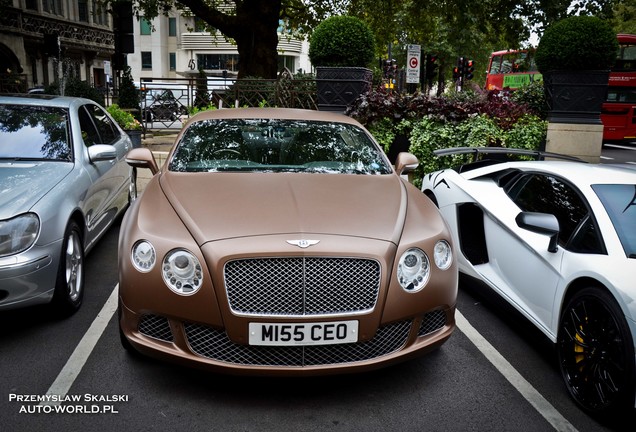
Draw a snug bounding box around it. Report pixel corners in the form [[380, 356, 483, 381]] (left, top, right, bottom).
[[479, 172, 603, 338], [77, 103, 130, 247]]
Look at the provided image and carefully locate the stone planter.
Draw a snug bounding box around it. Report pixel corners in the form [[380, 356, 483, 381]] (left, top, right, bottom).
[[316, 67, 373, 113], [542, 70, 610, 125], [126, 129, 142, 148]]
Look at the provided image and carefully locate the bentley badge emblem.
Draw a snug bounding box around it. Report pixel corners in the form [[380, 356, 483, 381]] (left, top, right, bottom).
[[286, 239, 320, 248]]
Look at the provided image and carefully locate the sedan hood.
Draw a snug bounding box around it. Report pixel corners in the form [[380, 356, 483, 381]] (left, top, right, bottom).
[[159, 172, 407, 244], [0, 162, 73, 218]]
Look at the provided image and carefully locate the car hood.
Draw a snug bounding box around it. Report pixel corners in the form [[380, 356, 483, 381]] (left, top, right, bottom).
[[0, 162, 73, 218], [159, 172, 407, 245]]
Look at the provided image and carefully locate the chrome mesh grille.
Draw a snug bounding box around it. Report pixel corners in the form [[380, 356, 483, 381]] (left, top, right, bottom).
[[138, 314, 173, 342], [185, 320, 412, 366], [418, 310, 447, 337], [224, 257, 381, 316]]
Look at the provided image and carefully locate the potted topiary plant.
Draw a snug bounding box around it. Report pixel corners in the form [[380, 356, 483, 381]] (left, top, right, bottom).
[[107, 103, 143, 148], [309, 15, 375, 112], [535, 15, 618, 124]]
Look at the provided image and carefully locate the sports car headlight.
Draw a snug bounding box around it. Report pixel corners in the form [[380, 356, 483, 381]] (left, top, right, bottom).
[[131, 240, 156, 272], [397, 248, 430, 292], [162, 249, 203, 295], [0, 213, 39, 257], [433, 240, 452, 270]]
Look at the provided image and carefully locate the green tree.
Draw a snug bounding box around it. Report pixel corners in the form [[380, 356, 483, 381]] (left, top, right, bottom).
[[129, 0, 339, 79]]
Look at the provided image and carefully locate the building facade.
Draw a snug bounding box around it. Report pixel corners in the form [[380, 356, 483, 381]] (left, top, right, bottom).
[[0, 0, 114, 90], [126, 10, 311, 84]]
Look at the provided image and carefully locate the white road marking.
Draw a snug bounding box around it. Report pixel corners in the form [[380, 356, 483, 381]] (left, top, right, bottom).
[[38, 285, 578, 432], [604, 143, 636, 151], [455, 310, 578, 432], [39, 285, 119, 406]]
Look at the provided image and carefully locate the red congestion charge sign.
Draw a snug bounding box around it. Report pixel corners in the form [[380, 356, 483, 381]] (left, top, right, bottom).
[[406, 44, 421, 84]]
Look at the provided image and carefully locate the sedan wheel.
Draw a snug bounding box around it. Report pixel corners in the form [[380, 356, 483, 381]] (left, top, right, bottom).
[[557, 287, 635, 415], [52, 221, 85, 316]]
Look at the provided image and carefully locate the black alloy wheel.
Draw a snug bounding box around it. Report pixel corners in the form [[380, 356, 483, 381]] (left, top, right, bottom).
[[557, 287, 635, 416]]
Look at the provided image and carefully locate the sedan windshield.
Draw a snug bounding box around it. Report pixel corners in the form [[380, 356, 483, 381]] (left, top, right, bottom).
[[169, 119, 392, 175], [0, 105, 71, 161], [592, 184, 636, 258]]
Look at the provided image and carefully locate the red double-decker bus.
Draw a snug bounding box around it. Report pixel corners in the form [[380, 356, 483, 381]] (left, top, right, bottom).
[[602, 34, 636, 143], [485, 34, 636, 143], [484, 49, 542, 91]]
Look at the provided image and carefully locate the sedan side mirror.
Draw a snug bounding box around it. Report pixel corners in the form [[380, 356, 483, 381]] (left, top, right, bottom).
[[125, 147, 159, 175], [515, 212, 560, 253], [395, 152, 419, 176], [87, 144, 117, 163]]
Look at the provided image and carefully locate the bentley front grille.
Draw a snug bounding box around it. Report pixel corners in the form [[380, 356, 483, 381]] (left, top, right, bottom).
[[224, 257, 381, 316], [184, 320, 411, 366]]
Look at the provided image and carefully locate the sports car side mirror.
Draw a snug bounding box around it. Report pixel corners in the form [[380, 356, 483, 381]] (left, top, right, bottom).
[[395, 152, 419, 176], [125, 147, 159, 175], [515, 212, 560, 253]]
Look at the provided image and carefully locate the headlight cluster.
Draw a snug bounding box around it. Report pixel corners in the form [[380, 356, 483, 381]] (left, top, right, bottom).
[[397, 240, 452, 292], [131, 241, 203, 295], [0, 213, 39, 257]]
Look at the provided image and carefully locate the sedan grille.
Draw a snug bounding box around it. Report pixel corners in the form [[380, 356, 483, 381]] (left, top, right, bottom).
[[184, 320, 411, 366], [224, 257, 381, 316]]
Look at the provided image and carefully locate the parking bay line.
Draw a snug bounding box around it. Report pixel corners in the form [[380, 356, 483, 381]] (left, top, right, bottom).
[[40, 284, 119, 406], [39, 286, 577, 432], [455, 310, 578, 432]]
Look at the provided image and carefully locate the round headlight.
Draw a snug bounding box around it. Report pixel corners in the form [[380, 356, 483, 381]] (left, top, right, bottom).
[[131, 240, 156, 272], [433, 240, 452, 270], [162, 249, 203, 295], [397, 248, 430, 292], [0, 213, 39, 257]]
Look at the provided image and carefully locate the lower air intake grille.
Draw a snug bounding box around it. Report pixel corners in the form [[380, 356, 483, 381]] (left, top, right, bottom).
[[184, 320, 412, 366], [138, 314, 173, 342], [418, 310, 447, 337]]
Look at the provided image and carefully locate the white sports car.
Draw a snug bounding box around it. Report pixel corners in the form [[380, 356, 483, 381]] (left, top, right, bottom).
[[421, 147, 636, 416]]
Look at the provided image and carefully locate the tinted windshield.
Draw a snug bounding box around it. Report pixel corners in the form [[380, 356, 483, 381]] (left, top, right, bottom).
[[592, 184, 636, 258], [0, 104, 71, 161], [169, 118, 392, 175]]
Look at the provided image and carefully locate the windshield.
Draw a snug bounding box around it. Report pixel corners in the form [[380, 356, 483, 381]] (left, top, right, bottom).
[[0, 104, 71, 161], [592, 184, 636, 258], [169, 118, 392, 175]]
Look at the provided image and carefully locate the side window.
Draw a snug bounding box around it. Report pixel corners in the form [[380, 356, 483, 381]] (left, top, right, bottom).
[[85, 104, 118, 144], [507, 174, 603, 253], [78, 106, 100, 147]]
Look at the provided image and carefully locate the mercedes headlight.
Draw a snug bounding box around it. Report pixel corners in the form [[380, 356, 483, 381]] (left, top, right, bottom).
[[397, 248, 430, 292], [162, 249, 203, 295], [0, 213, 39, 257]]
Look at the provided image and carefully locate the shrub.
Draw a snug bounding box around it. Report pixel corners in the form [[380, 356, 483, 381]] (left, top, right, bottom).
[[508, 80, 548, 120], [535, 16, 618, 72], [62, 77, 104, 105], [107, 104, 141, 130], [117, 66, 140, 120], [309, 16, 375, 68]]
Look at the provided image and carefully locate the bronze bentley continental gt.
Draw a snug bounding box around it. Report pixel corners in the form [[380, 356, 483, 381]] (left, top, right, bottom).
[[118, 108, 457, 375]]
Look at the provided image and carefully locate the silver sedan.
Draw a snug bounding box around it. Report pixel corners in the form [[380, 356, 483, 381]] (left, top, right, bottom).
[[0, 94, 134, 315]]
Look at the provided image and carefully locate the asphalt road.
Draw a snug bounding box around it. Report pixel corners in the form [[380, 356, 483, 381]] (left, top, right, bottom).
[[2, 144, 635, 432]]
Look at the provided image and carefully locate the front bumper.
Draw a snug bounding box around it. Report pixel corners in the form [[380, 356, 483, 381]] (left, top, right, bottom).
[[0, 250, 56, 310], [119, 299, 455, 376]]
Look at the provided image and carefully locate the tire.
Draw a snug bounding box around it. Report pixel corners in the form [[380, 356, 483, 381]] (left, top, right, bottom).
[[51, 220, 84, 316], [557, 287, 635, 416]]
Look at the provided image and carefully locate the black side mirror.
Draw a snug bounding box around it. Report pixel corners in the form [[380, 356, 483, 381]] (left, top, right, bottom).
[[515, 212, 560, 253]]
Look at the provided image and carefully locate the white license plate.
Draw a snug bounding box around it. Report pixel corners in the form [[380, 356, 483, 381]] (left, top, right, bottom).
[[248, 320, 359, 346]]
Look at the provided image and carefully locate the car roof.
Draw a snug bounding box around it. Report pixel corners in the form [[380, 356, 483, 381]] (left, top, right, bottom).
[[467, 160, 636, 185], [0, 93, 96, 108], [187, 107, 363, 126]]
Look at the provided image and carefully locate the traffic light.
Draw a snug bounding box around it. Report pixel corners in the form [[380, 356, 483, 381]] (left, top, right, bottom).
[[383, 59, 393, 78], [464, 59, 475, 80], [452, 66, 460, 81], [457, 57, 465, 80], [425, 54, 438, 81]]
